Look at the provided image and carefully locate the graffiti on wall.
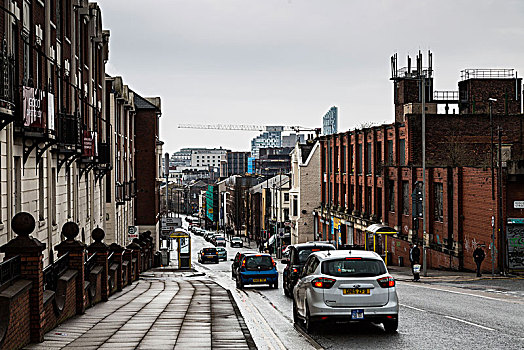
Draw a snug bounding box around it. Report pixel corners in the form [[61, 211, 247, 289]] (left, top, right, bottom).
[[508, 225, 524, 270]]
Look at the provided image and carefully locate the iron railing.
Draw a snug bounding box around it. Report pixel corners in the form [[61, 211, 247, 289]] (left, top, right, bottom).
[[434, 90, 459, 101], [461, 68, 515, 81], [43, 252, 69, 291], [84, 252, 97, 277], [57, 113, 81, 146], [0, 40, 15, 111], [0, 255, 21, 287]]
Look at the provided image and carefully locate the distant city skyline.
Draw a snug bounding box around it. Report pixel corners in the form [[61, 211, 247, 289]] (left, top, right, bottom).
[[99, 0, 524, 154]]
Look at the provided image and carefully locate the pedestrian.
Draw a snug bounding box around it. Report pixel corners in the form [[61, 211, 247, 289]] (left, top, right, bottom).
[[409, 243, 421, 281], [473, 244, 485, 277]]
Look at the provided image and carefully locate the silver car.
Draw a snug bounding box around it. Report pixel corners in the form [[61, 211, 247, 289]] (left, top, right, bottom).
[[292, 250, 399, 333]]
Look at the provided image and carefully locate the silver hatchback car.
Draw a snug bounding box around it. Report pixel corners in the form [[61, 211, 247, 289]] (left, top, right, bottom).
[[293, 250, 399, 333]]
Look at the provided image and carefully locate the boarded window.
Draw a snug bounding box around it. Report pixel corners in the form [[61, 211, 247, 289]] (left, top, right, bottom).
[[402, 181, 410, 215], [434, 183, 443, 221]]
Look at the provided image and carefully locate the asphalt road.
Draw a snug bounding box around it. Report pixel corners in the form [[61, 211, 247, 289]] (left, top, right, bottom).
[[181, 220, 524, 350]]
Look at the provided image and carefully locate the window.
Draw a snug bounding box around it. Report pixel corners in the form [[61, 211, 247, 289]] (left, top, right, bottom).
[[293, 196, 298, 217], [357, 144, 362, 174], [51, 168, 56, 225], [388, 180, 395, 212], [377, 187, 382, 219], [375, 141, 382, 174], [334, 146, 339, 172], [434, 183, 443, 221], [402, 181, 410, 215], [357, 186, 362, 212], [399, 139, 406, 166], [366, 187, 372, 214], [347, 144, 352, 173], [387, 140, 394, 165], [284, 193, 289, 202], [366, 142, 372, 175], [341, 145, 346, 173], [14, 157, 21, 214], [39, 160, 44, 221]]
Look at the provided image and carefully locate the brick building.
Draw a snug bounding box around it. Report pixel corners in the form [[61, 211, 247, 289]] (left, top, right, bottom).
[[317, 52, 524, 273]]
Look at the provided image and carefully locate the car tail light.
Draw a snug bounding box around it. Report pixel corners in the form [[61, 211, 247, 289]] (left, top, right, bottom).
[[271, 258, 276, 267], [241, 260, 246, 268], [292, 268, 298, 273], [377, 276, 396, 288], [311, 277, 336, 289]]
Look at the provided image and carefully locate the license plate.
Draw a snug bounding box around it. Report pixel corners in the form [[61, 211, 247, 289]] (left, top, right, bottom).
[[351, 309, 364, 320], [343, 288, 370, 295], [253, 278, 266, 282]]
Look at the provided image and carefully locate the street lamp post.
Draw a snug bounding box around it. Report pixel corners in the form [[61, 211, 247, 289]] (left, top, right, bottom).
[[489, 98, 497, 277]]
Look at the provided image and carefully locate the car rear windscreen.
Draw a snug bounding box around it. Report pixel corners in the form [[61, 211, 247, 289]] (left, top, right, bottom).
[[216, 237, 225, 241], [244, 256, 273, 271], [322, 258, 386, 277], [297, 246, 334, 263], [203, 248, 217, 254]]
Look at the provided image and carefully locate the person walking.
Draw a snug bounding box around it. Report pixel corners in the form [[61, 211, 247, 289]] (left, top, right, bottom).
[[409, 243, 421, 281], [473, 244, 485, 277]]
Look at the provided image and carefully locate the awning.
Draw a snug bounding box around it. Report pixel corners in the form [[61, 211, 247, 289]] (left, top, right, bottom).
[[365, 224, 397, 235]]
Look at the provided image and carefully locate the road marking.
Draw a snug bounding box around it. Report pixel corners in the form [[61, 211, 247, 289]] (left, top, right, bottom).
[[406, 282, 513, 302], [237, 289, 287, 350], [444, 316, 495, 331], [400, 304, 426, 312]]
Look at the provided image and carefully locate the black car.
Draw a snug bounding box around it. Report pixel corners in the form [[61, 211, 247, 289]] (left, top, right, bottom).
[[230, 237, 243, 248], [282, 242, 335, 297], [198, 247, 219, 264], [231, 251, 258, 279]]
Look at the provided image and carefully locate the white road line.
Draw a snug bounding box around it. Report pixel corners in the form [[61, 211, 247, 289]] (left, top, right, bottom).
[[406, 282, 510, 302], [400, 303, 426, 312], [238, 289, 287, 350], [444, 316, 495, 331]]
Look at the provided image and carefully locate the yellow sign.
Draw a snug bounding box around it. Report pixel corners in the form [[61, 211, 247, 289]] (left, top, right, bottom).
[[333, 217, 340, 229], [208, 208, 213, 214], [169, 234, 189, 239]]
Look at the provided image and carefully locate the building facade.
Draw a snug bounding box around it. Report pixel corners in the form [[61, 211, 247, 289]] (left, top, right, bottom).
[[289, 141, 320, 244], [190, 148, 228, 168], [318, 55, 523, 273], [250, 127, 283, 159], [322, 106, 338, 136]]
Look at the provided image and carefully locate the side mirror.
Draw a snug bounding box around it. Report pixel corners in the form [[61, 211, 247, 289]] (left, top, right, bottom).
[[281, 259, 289, 265]]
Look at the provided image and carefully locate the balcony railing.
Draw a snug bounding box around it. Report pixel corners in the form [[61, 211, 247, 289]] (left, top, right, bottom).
[[97, 142, 111, 164], [57, 113, 82, 146], [0, 40, 15, 117]]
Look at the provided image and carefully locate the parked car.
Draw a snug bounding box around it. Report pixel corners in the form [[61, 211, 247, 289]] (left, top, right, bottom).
[[214, 236, 226, 247], [236, 253, 278, 289], [282, 242, 335, 297], [217, 247, 227, 261], [197, 247, 219, 264], [231, 251, 258, 280], [230, 237, 243, 248], [292, 250, 398, 333]]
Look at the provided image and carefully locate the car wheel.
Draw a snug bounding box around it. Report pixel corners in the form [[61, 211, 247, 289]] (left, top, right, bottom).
[[292, 300, 299, 324], [383, 318, 398, 333], [273, 280, 279, 289], [304, 303, 316, 333], [284, 284, 290, 297]]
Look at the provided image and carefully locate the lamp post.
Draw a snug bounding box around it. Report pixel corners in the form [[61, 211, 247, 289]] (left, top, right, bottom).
[[489, 98, 497, 277]]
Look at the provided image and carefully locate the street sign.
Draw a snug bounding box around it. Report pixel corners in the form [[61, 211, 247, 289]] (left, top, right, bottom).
[[128, 226, 138, 239], [514, 201, 524, 209]]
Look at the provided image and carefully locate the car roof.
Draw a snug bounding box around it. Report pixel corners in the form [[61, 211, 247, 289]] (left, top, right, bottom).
[[312, 250, 382, 261], [293, 242, 335, 250]]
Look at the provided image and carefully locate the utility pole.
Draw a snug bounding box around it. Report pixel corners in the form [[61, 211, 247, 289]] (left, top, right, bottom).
[[422, 74, 428, 277], [497, 127, 505, 274], [489, 98, 497, 277]]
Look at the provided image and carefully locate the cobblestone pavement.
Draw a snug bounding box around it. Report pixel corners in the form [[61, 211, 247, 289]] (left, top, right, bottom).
[[25, 275, 255, 350]]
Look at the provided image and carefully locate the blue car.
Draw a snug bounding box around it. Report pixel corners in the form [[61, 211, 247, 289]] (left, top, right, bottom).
[[236, 253, 278, 289]]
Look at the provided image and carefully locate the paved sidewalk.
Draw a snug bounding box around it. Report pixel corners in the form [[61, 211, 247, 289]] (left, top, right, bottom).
[[26, 273, 255, 350], [388, 265, 523, 282]]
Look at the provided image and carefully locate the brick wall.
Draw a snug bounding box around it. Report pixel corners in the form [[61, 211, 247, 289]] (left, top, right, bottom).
[[0, 280, 32, 350]]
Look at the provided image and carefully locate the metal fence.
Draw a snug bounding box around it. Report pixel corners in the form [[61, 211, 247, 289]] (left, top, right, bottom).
[[43, 252, 70, 291], [0, 255, 21, 287]]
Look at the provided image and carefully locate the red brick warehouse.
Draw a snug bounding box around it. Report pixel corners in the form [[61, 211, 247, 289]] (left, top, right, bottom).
[[316, 51, 524, 274]]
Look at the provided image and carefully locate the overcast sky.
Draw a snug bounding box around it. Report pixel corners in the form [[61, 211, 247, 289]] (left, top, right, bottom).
[[98, 0, 524, 155]]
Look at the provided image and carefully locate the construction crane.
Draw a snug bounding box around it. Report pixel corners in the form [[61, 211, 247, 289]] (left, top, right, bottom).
[[178, 123, 321, 138]]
